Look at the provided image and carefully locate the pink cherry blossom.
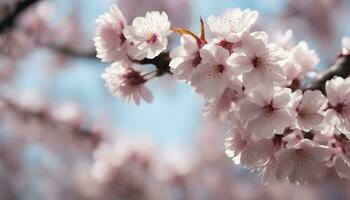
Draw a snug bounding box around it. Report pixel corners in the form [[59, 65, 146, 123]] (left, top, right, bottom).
[[278, 40, 318, 84], [207, 8, 258, 43], [240, 138, 276, 170], [334, 139, 350, 179], [227, 34, 286, 89], [190, 44, 234, 98], [123, 11, 171, 60], [290, 90, 327, 131], [239, 86, 294, 138], [291, 41, 319, 73], [324, 76, 350, 135], [101, 62, 153, 105], [203, 79, 245, 122], [275, 139, 332, 185], [273, 29, 296, 50], [259, 158, 278, 185], [169, 35, 201, 81], [279, 58, 302, 84], [225, 121, 252, 165], [94, 5, 128, 63]]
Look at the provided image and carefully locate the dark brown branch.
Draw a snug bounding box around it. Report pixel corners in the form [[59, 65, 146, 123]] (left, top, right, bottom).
[[0, 0, 43, 34], [303, 55, 350, 94], [48, 44, 97, 59], [48, 45, 173, 77], [135, 52, 173, 76]]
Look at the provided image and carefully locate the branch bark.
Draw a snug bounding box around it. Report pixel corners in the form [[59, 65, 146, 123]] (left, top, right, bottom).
[[303, 55, 350, 94], [0, 0, 43, 34], [135, 52, 173, 76]]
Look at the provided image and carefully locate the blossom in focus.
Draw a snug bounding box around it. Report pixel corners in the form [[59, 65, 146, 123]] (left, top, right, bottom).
[[275, 139, 332, 185], [290, 90, 326, 131], [324, 76, 350, 135], [123, 11, 171, 60], [334, 139, 350, 179], [94, 5, 128, 63], [239, 138, 277, 170], [169, 35, 201, 81], [225, 121, 252, 164], [203, 80, 244, 122], [239, 86, 294, 138], [101, 62, 153, 105], [190, 44, 234, 98], [227, 34, 286, 89], [207, 8, 258, 43]]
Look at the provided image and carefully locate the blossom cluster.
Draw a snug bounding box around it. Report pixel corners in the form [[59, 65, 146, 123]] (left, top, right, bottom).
[[95, 5, 172, 104], [95, 4, 350, 184]]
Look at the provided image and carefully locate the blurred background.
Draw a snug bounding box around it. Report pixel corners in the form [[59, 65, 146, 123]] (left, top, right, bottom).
[[1, 0, 350, 199]]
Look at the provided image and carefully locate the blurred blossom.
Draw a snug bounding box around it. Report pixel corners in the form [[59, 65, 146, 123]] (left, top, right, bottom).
[[0, 55, 17, 83], [117, 0, 191, 27]]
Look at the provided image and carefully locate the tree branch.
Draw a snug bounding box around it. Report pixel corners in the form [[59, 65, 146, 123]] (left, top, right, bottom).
[[48, 45, 173, 77], [135, 52, 173, 76], [48, 44, 97, 59], [0, 0, 43, 34], [303, 55, 350, 94]]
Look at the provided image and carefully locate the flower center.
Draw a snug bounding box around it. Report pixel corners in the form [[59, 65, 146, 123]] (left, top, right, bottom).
[[263, 104, 275, 113], [297, 108, 311, 120], [124, 68, 146, 86], [330, 103, 345, 113], [215, 64, 225, 73], [252, 56, 263, 68], [146, 33, 157, 43]]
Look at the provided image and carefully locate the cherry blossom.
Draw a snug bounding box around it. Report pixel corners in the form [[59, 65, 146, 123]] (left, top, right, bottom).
[[9, 0, 350, 197], [227, 34, 286, 89], [203, 79, 244, 121], [101, 62, 153, 105], [239, 138, 277, 170], [291, 41, 319, 74], [207, 8, 258, 43], [169, 34, 201, 81], [324, 76, 350, 135], [275, 139, 332, 185], [94, 5, 128, 63], [278, 38, 319, 84], [239, 86, 294, 138], [273, 29, 296, 50], [225, 121, 252, 165], [190, 44, 234, 98], [91, 4, 350, 185], [334, 139, 350, 179], [259, 158, 278, 185], [123, 11, 172, 60], [290, 90, 327, 131]]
